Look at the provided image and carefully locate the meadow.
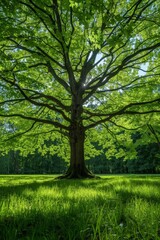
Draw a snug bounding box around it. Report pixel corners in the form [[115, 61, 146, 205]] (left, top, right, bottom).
[[0, 174, 160, 240]]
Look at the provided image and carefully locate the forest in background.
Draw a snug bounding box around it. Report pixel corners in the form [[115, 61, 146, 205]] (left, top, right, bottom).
[[1, 136, 159, 174]]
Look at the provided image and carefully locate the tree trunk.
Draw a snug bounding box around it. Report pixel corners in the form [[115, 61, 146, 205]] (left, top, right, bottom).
[[58, 96, 95, 179], [68, 124, 94, 178]]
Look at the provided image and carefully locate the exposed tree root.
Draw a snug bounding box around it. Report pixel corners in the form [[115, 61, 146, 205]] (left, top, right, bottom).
[[56, 166, 100, 179]]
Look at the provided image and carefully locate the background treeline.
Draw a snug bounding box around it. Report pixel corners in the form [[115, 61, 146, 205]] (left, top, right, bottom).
[[0, 141, 159, 174], [88, 142, 160, 174]]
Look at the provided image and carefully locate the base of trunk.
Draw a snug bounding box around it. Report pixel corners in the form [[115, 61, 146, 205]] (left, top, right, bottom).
[[56, 166, 99, 179]]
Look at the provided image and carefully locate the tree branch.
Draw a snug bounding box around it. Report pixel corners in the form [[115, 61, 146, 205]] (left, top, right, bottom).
[[46, 61, 70, 91], [20, 1, 62, 44], [0, 75, 71, 123], [0, 113, 69, 130], [85, 98, 160, 129], [5, 121, 37, 142], [147, 124, 160, 149], [22, 88, 70, 112], [36, 46, 65, 69]]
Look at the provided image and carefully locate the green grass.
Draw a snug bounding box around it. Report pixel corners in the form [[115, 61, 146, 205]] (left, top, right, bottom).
[[0, 174, 160, 240]]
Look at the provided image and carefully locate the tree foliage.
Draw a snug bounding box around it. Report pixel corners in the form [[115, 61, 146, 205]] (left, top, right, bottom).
[[0, 0, 160, 177]]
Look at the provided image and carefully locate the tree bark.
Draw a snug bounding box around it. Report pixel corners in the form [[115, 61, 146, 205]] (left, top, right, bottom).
[[58, 96, 95, 179]]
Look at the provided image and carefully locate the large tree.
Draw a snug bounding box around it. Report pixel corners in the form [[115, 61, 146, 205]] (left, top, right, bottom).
[[0, 0, 160, 178]]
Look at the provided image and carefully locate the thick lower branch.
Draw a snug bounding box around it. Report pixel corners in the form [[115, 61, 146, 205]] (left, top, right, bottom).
[[0, 113, 69, 130]]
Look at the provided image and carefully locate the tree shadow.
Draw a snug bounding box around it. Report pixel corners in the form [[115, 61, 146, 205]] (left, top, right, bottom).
[[0, 177, 115, 240], [0, 175, 160, 239]]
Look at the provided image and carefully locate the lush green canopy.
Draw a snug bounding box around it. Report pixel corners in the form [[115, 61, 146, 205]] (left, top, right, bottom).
[[0, 0, 160, 176]]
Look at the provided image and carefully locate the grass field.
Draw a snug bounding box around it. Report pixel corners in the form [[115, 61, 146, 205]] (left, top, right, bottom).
[[0, 174, 160, 240]]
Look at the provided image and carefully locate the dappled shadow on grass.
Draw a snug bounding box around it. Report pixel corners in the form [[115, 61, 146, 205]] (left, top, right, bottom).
[[0, 178, 118, 240], [0, 209, 82, 240], [0, 175, 160, 200], [0, 205, 93, 240], [0, 174, 160, 204], [0, 175, 160, 239]]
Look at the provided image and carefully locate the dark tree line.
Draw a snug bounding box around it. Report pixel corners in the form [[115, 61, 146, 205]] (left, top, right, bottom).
[[0, 141, 159, 174], [88, 142, 160, 174], [0, 150, 67, 174]]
